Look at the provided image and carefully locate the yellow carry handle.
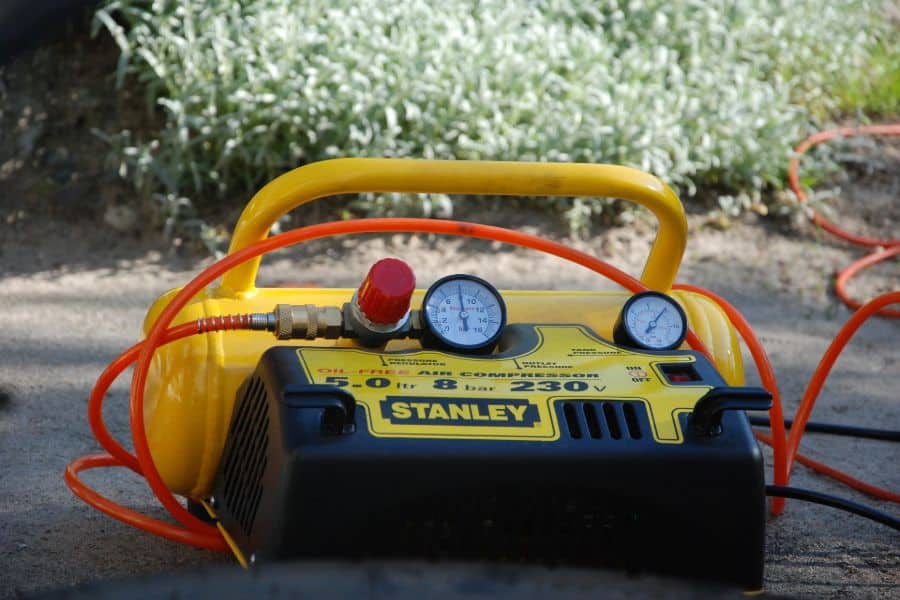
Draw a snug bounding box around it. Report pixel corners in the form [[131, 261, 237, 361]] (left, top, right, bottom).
[[217, 158, 687, 297]]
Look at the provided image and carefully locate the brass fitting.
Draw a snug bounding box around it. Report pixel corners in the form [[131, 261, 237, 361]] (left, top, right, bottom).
[[272, 304, 343, 340]]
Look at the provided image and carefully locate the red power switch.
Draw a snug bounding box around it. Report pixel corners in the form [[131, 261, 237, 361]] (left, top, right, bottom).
[[356, 258, 416, 325]]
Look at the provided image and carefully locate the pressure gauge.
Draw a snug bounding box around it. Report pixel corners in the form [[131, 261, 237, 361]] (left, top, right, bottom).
[[613, 291, 688, 351], [422, 274, 506, 353]]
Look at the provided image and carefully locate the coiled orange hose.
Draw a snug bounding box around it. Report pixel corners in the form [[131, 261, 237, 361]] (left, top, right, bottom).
[[788, 124, 900, 318], [673, 284, 789, 514], [68, 321, 231, 550], [69, 218, 714, 550], [68, 123, 900, 548], [678, 285, 900, 512]]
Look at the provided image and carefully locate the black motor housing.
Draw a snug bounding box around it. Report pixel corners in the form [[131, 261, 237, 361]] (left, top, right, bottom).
[[211, 337, 767, 588]]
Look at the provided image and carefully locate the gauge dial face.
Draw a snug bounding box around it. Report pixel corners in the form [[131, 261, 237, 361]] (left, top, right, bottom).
[[422, 275, 506, 351], [619, 292, 687, 350]]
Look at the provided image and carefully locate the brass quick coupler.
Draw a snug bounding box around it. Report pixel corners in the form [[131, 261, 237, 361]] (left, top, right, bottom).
[[271, 304, 343, 340]]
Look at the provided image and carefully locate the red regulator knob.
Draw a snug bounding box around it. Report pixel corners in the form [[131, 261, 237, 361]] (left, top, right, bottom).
[[356, 258, 416, 325]]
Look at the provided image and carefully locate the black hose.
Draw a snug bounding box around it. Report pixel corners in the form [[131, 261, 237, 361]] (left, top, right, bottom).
[[766, 485, 900, 531], [750, 415, 900, 442]]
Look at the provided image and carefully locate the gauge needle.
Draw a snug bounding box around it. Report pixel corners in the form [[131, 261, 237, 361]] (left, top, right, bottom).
[[645, 307, 667, 334], [458, 285, 469, 331]]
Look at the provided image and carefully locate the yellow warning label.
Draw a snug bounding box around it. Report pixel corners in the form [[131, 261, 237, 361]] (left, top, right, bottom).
[[295, 326, 711, 443]]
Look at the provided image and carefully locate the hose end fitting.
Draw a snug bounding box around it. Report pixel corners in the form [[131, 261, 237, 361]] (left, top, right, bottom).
[[272, 304, 342, 340]]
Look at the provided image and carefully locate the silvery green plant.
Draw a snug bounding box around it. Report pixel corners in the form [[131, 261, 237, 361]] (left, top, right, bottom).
[[94, 0, 885, 232]]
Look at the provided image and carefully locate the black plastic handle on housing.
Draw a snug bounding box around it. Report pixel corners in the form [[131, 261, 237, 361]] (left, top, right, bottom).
[[283, 384, 357, 435], [690, 387, 773, 437]]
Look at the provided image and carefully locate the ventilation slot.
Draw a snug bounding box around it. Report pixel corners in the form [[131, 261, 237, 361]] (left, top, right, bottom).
[[563, 403, 581, 439], [623, 403, 642, 439], [582, 403, 602, 439], [221, 376, 270, 536], [602, 403, 622, 439], [565, 401, 645, 441]]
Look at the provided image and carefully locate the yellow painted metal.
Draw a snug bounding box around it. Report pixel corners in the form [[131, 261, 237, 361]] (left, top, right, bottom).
[[140, 158, 743, 498], [218, 158, 687, 295], [672, 290, 744, 386], [201, 500, 249, 568], [143, 289, 743, 498]]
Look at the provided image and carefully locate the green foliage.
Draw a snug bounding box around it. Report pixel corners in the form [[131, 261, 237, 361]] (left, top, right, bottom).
[[833, 38, 900, 118], [94, 0, 887, 231]]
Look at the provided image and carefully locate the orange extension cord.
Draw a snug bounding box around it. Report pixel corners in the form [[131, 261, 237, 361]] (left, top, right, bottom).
[[66, 128, 899, 551]]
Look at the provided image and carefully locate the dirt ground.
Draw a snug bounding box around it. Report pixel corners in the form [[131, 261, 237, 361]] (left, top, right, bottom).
[[1, 30, 898, 599]]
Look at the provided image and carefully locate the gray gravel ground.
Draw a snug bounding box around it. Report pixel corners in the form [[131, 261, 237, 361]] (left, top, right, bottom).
[[1, 211, 898, 598]]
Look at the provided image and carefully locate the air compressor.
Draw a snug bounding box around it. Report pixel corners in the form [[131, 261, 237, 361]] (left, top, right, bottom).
[[66, 158, 897, 592]]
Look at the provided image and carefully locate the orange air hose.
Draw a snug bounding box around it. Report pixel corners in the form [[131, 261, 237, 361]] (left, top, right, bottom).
[[65, 454, 230, 550], [674, 284, 790, 514], [754, 431, 900, 504], [785, 291, 900, 470], [788, 124, 900, 318], [129, 219, 719, 544], [68, 321, 231, 550], [676, 290, 900, 510], [85, 323, 197, 475], [70, 218, 714, 550], [69, 126, 900, 547]]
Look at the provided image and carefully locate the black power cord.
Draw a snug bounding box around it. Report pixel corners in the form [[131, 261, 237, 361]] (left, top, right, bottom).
[[753, 416, 899, 530], [750, 415, 900, 442], [766, 485, 900, 531]]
